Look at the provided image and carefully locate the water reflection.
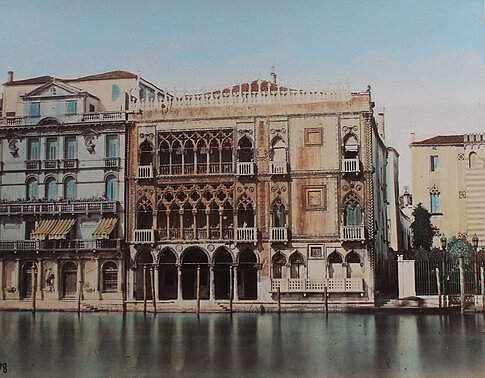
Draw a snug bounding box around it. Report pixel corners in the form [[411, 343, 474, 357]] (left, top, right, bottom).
[[0, 312, 484, 377]]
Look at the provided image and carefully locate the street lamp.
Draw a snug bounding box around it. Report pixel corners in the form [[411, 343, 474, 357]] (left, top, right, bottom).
[[472, 234, 479, 293], [440, 234, 447, 251], [440, 234, 447, 306]]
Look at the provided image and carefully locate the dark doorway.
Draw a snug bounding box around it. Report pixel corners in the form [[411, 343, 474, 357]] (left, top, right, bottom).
[[182, 248, 209, 299], [214, 248, 233, 299], [61, 262, 77, 298], [135, 250, 153, 300], [159, 249, 177, 300], [21, 262, 36, 299], [238, 249, 258, 300]]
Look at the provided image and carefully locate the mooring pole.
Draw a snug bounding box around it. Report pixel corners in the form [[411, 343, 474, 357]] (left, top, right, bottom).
[[229, 265, 233, 314], [196, 265, 201, 315], [277, 287, 281, 314], [143, 265, 147, 315], [150, 267, 156, 313], [324, 286, 328, 313], [31, 265, 36, 314], [436, 267, 442, 308], [481, 266, 485, 313], [459, 256, 466, 315]]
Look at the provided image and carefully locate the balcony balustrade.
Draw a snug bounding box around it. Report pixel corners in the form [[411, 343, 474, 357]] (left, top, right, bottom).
[[62, 159, 79, 170], [0, 239, 121, 251], [271, 278, 364, 293], [0, 112, 126, 127], [25, 160, 41, 170], [104, 157, 120, 169], [340, 226, 365, 241], [134, 229, 155, 244], [237, 227, 257, 243], [237, 162, 254, 176], [0, 200, 117, 216], [270, 227, 288, 242], [137, 165, 153, 179], [158, 162, 234, 176], [342, 158, 360, 173], [44, 160, 60, 170], [269, 161, 288, 175]]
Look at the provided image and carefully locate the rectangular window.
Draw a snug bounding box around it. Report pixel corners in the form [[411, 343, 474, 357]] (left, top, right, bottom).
[[66, 100, 77, 115], [46, 138, 57, 160], [310, 246, 323, 258], [304, 186, 327, 211], [89, 104, 95, 112], [65, 137, 76, 159], [30, 102, 40, 117], [304, 128, 323, 146], [106, 135, 118, 158], [28, 139, 40, 160], [430, 155, 439, 172], [430, 193, 440, 213]]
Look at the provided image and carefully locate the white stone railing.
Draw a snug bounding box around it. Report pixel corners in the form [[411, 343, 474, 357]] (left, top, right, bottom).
[[132, 84, 352, 111], [0, 239, 120, 251], [270, 227, 288, 242], [134, 229, 154, 243], [271, 278, 363, 293], [137, 165, 153, 179], [340, 226, 365, 241], [82, 112, 125, 122], [0, 112, 126, 126], [269, 161, 288, 175], [237, 162, 254, 176], [237, 227, 257, 243], [464, 133, 485, 145], [342, 158, 360, 173], [0, 200, 117, 216]]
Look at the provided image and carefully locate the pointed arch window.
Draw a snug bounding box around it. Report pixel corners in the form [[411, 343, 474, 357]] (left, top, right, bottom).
[[289, 252, 304, 279], [271, 137, 286, 162], [272, 199, 286, 227], [344, 193, 362, 226], [429, 186, 440, 213], [139, 140, 153, 166], [272, 253, 286, 279]]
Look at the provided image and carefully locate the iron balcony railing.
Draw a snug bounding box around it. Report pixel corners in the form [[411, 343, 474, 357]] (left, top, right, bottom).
[[271, 278, 364, 293], [340, 226, 365, 241], [270, 227, 288, 242], [342, 158, 360, 173], [0, 200, 118, 216], [0, 239, 121, 251]]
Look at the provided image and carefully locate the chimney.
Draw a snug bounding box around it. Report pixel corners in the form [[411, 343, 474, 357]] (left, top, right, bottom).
[[7, 71, 14, 82], [270, 66, 276, 84], [378, 111, 385, 139], [411, 132, 415, 143]]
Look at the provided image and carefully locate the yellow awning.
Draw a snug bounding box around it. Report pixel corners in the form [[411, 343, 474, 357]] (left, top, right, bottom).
[[49, 219, 76, 240], [32, 219, 58, 240], [92, 218, 118, 239]]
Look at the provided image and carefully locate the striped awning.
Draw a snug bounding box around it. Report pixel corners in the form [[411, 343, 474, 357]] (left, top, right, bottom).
[[48, 219, 76, 240], [32, 219, 58, 240], [92, 218, 118, 239]]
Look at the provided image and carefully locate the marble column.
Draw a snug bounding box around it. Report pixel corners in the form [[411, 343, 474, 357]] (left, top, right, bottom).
[[177, 264, 183, 300], [154, 266, 160, 301], [233, 265, 239, 301], [209, 265, 215, 300]]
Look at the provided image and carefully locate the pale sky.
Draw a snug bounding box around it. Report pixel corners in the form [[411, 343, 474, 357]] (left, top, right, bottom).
[[1, 0, 484, 188]]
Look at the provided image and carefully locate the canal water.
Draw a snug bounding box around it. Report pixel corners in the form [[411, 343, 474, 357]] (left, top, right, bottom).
[[1, 312, 485, 377]]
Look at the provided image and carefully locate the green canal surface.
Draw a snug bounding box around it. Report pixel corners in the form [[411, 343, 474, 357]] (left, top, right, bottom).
[[1, 312, 485, 377]]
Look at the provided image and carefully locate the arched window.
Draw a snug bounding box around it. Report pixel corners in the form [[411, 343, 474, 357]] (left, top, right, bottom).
[[102, 261, 118, 293], [64, 177, 75, 200], [289, 252, 304, 279], [159, 141, 170, 174], [27, 178, 38, 200], [345, 251, 362, 278], [139, 140, 153, 166], [344, 134, 359, 156], [271, 137, 286, 162], [106, 176, 117, 201], [272, 252, 286, 279], [429, 185, 440, 213], [469, 152, 477, 169], [327, 251, 344, 279], [272, 199, 286, 227], [238, 137, 253, 163], [45, 177, 57, 200], [344, 193, 362, 226]]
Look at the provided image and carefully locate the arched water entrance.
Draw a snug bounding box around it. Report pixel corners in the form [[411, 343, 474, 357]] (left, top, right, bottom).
[[182, 248, 209, 299], [135, 249, 153, 300], [21, 261, 36, 299], [214, 248, 233, 299], [238, 249, 258, 300], [61, 262, 77, 299], [159, 249, 177, 300]]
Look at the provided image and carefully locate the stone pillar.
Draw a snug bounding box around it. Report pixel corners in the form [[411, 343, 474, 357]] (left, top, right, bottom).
[[55, 259, 61, 300], [209, 265, 215, 301], [177, 264, 183, 301], [0, 260, 4, 300], [127, 266, 135, 301], [233, 265, 239, 301], [154, 265, 160, 301], [233, 210, 238, 241], [77, 258, 83, 299], [97, 258, 102, 300], [37, 258, 43, 300], [179, 209, 184, 240], [14, 258, 20, 299], [205, 208, 210, 239], [397, 255, 416, 298]]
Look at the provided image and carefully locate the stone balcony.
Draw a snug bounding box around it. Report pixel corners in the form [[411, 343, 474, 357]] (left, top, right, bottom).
[[0, 200, 118, 216], [0, 239, 121, 252], [133, 227, 258, 244], [0, 112, 128, 127], [342, 158, 360, 173], [137, 165, 153, 179], [269, 161, 288, 175], [340, 226, 365, 241], [237, 162, 254, 176], [270, 227, 288, 242], [271, 278, 364, 293], [236, 227, 257, 243]]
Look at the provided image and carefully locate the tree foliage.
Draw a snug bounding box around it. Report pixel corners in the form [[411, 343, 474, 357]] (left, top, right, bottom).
[[410, 203, 438, 251]]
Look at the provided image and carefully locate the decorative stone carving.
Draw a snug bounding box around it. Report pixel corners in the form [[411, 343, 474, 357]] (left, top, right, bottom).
[[8, 139, 19, 156]]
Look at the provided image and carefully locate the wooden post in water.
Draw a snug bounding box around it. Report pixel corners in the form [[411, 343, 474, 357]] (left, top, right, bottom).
[[150, 267, 156, 313], [481, 266, 485, 313], [31, 265, 36, 314], [277, 287, 281, 314], [436, 267, 442, 308], [459, 256, 466, 315], [196, 265, 201, 315], [229, 265, 233, 314], [143, 265, 147, 315]]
